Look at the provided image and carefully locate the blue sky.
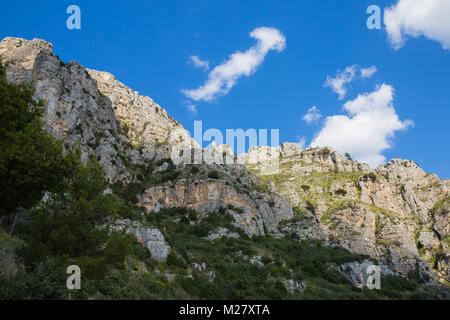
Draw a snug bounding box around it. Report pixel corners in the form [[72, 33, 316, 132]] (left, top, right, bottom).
[[0, 0, 449, 178]]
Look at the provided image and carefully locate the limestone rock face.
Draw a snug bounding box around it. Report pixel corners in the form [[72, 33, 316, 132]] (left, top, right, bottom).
[[0, 37, 53, 83], [246, 145, 449, 282], [113, 220, 170, 263], [427, 202, 449, 281], [281, 279, 306, 293], [334, 260, 399, 288], [238, 142, 303, 167], [87, 69, 197, 160], [206, 227, 239, 241], [0, 37, 197, 182], [138, 177, 293, 237], [130, 227, 170, 263]]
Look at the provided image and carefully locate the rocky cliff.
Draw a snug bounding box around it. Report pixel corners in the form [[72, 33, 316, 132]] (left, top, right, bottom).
[[1, 37, 448, 287], [0, 37, 196, 182], [246, 146, 449, 283]]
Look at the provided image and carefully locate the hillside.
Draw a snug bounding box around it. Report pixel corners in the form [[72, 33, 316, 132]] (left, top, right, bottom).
[[0, 37, 448, 299]]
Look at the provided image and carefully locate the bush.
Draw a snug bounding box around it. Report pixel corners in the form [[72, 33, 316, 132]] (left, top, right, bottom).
[[190, 165, 200, 174], [301, 185, 310, 192], [335, 188, 347, 196], [167, 251, 187, 269], [0, 62, 74, 219], [208, 171, 220, 179]]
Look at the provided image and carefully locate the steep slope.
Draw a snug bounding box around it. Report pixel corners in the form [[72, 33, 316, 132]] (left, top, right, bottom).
[[0, 37, 293, 243], [0, 37, 195, 182], [246, 146, 449, 283]]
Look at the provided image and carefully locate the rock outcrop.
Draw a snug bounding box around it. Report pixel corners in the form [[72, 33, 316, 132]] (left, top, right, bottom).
[[113, 219, 170, 263], [138, 175, 294, 237], [333, 260, 399, 288], [246, 145, 449, 283], [0, 37, 196, 182]]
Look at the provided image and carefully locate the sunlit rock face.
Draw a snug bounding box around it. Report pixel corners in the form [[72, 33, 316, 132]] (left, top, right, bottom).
[[245, 145, 449, 282]]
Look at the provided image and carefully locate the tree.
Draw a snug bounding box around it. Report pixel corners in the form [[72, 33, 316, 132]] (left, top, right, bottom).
[[0, 62, 72, 226], [19, 154, 134, 279]]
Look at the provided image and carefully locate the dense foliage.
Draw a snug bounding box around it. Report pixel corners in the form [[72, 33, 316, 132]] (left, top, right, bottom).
[[0, 62, 72, 217], [0, 62, 140, 299]]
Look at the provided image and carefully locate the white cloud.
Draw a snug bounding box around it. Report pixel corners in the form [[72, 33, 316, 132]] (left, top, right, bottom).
[[296, 136, 307, 149], [183, 101, 197, 114], [384, 0, 450, 50], [189, 55, 209, 71], [324, 65, 357, 100], [311, 84, 413, 167], [182, 27, 286, 102], [302, 106, 322, 124], [360, 65, 378, 79], [324, 65, 377, 100]]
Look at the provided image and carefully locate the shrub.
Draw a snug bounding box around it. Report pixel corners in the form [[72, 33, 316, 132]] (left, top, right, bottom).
[[190, 165, 200, 174], [335, 188, 347, 196], [301, 185, 310, 192], [167, 251, 187, 269], [208, 171, 220, 179], [0, 61, 74, 219]]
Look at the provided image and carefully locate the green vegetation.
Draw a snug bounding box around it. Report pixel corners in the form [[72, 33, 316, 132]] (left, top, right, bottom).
[[251, 181, 269, 193], [0, 152, 143, 299], [335, 188, 347, 196], [301, 185, 310, 192], [0, 63, 71, 220], [0, 62, 147, 299], [431, 196, 450, 213], [362, 172, 377, 183], [100, 205, 437, 300], [207, 170, 220, 179]]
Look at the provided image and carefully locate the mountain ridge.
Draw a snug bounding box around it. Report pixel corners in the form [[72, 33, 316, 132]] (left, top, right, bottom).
[[0, 36, 448, 293]]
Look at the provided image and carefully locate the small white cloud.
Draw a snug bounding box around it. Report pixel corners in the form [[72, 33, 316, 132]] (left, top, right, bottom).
[[296, 136, 307, 149], [384, 0, 450, 50], [311, 84, 413, 168], [360, 65, 378, 79], [189, 55, 210, 71], [302, 106, 322, 124], [183, 101, 197, 114], [325, 65, 378, 100], [182, 27, 286, 102], [324, 65, 357, 100]]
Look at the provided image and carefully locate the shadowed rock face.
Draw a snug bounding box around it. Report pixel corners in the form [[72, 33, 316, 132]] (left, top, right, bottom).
[[1, 37, 448, 284], [0, 37, 196, 182]]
